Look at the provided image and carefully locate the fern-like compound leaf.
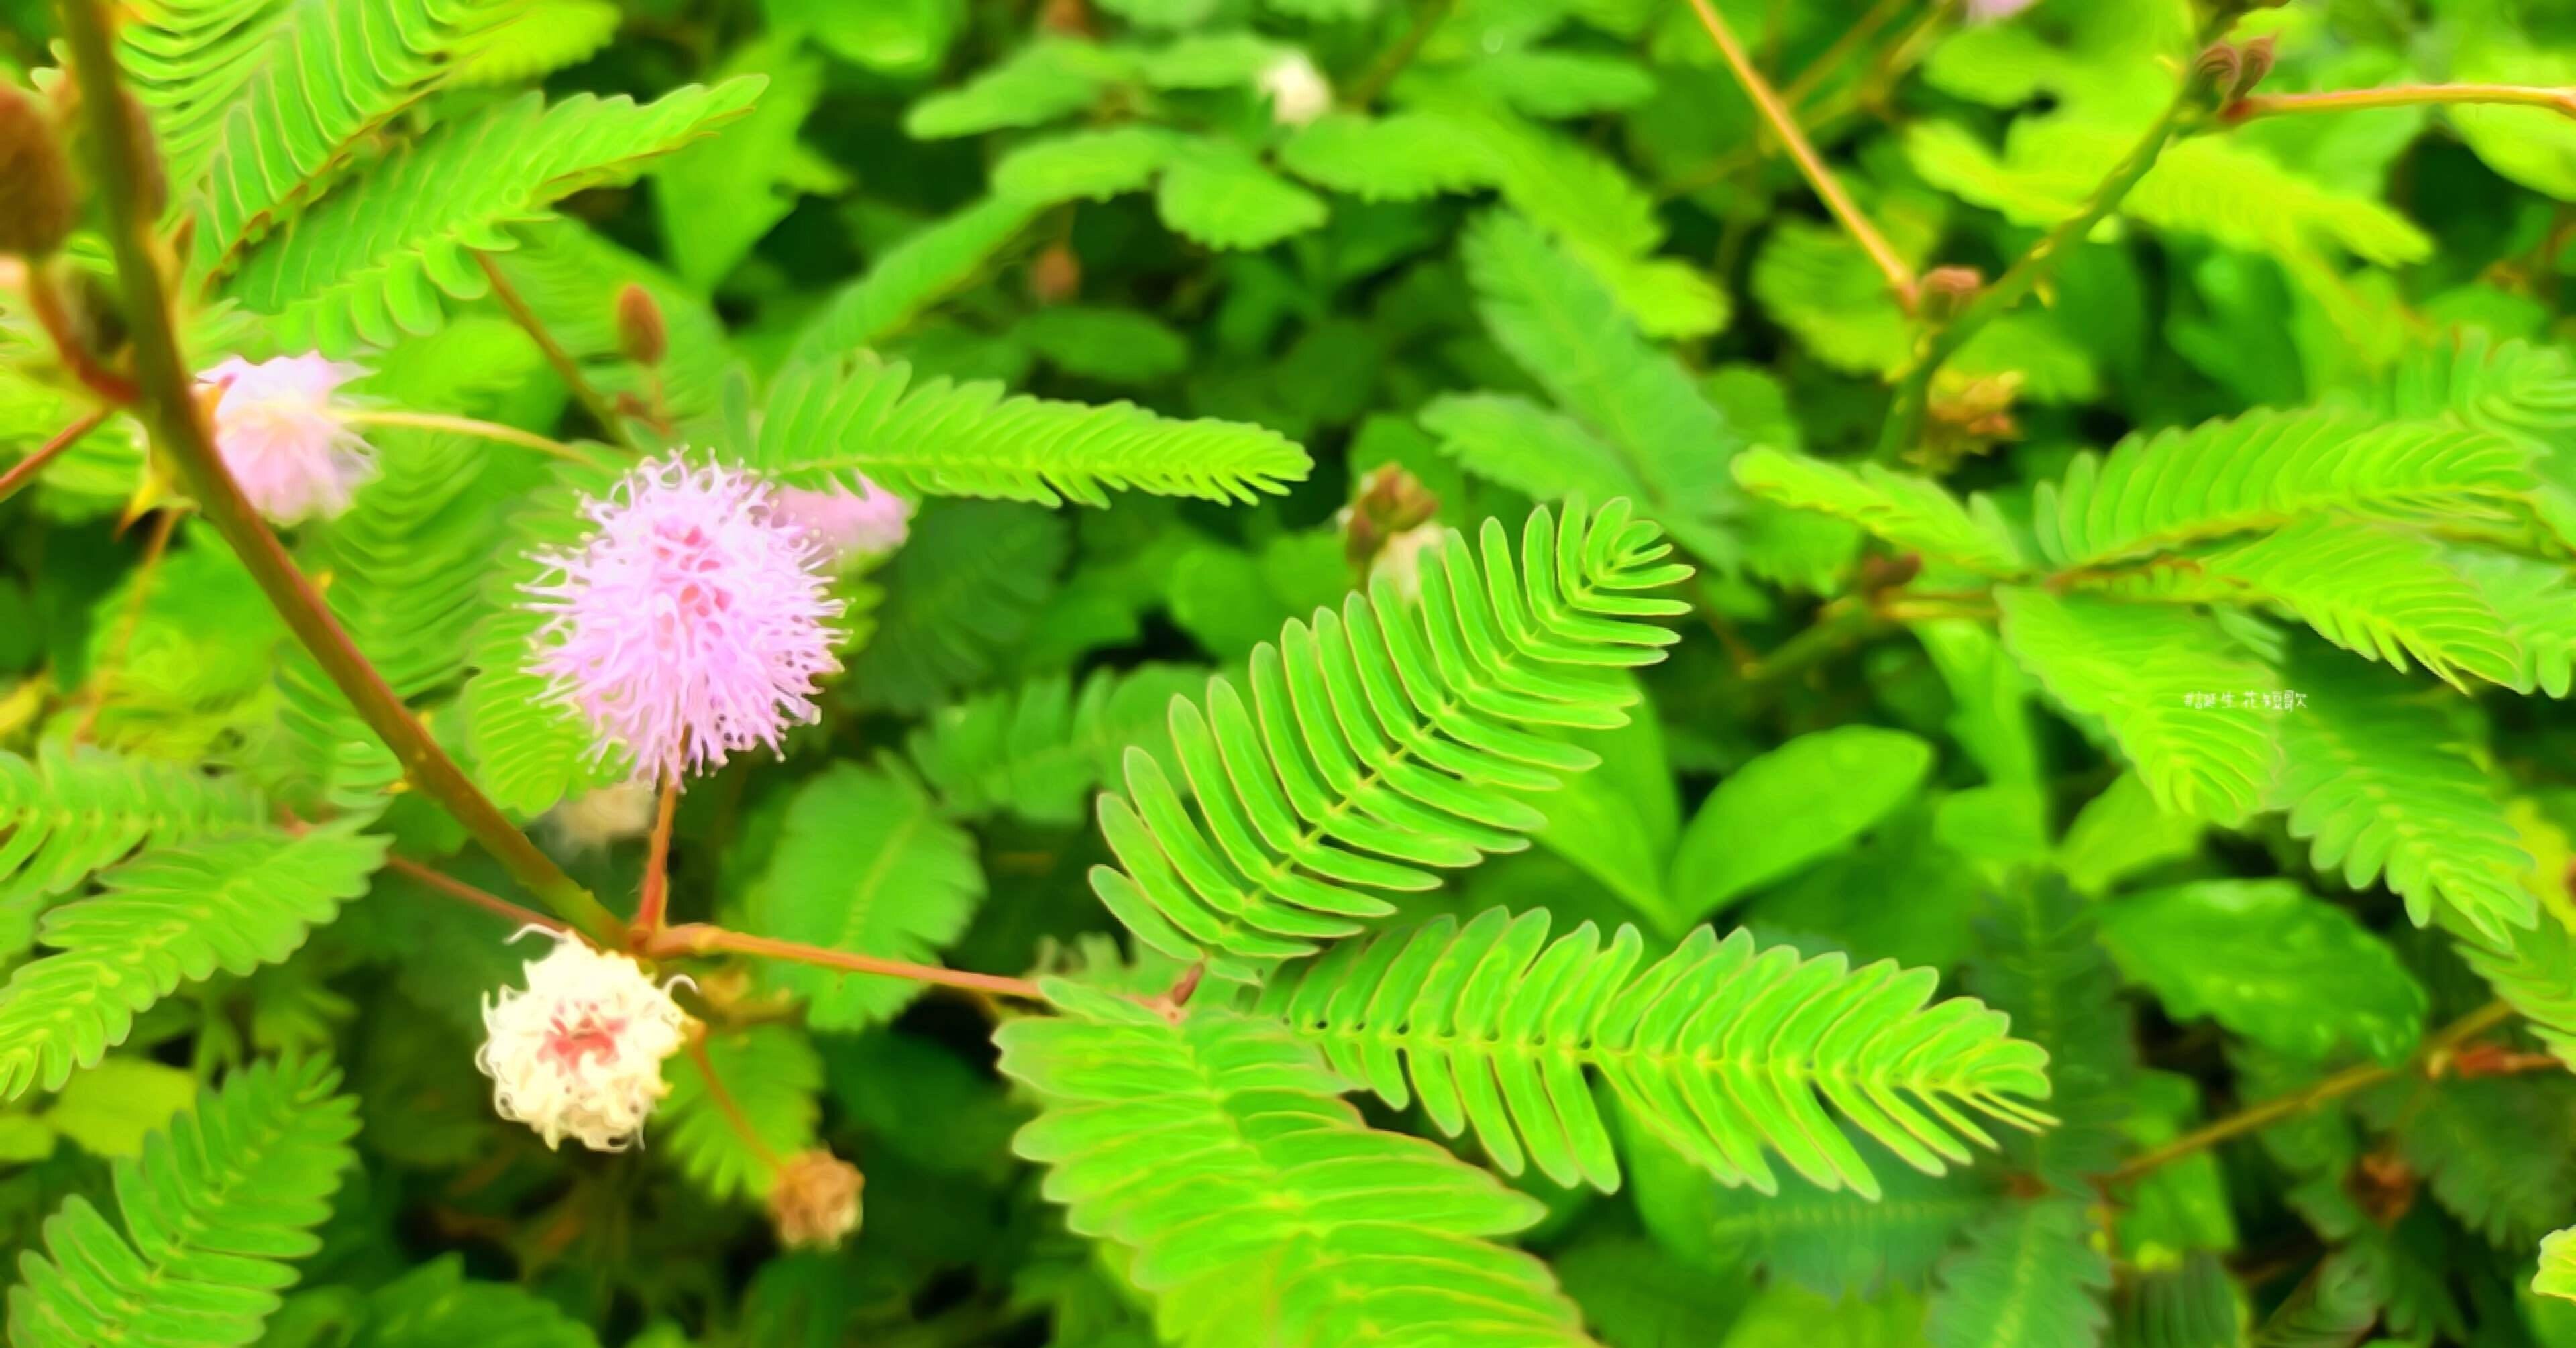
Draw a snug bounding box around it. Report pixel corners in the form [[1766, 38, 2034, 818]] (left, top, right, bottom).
[[0, 820, 387, 1099], [905, 665, 1204, 824], [0, 743, 268, 911], [753, 763, 985, 1029], [1258, 907, 2053, 1199], [2194, 518, 2520, 691], [348, 1257, 602, 1347], [6, 1056, 359, 1347], [997, 985, 1591, 1347], [1089, 500, 1688, 978], [663, 1025, 822, 1202], [2033, 409, 2532, 567], [225, 80, 764, 353], [755, 355, 1310, 508], [1732, 447, 2026, 575], [1996, 589, 2279, 824], [1925, 1199, 2112, 1348], [2275, 652, 2535, 938]]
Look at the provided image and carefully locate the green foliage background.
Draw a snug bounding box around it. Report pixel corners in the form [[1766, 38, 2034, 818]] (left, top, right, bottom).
[[9, 0, 2576, 1343]]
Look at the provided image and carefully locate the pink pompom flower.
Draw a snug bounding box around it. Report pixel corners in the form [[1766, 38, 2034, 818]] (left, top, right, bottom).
[[774, 476, 912, 570], [523, 455, 845, 783], [195, 353, 376, 524]]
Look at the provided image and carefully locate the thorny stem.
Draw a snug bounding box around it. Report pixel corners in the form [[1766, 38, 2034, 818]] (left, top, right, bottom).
[[632, 779, 680, 936], [54, 0, 628, 949], [474, 251, 639, 455], [1878, 46, 2231, 461], [73, 506, 180, 742], [2225, 82, 2576, 125], [1347, 0, 1456, 110], [1684, 0, 1918, 306], [0, 406, 111, 505], [646, 924, 1049, 1003], [685, 1034, 786, 1172], [386, 854, 565, 934], [339, 409, 605, 467], [2103, 1000, 2517, 1186]]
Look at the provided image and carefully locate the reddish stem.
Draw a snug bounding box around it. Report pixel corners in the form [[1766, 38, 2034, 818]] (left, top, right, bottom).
[[386, 854, 566, 934], [633, 779, 680, 937], [0, 406, 112, 506], [645, 924, 1047, 1002]]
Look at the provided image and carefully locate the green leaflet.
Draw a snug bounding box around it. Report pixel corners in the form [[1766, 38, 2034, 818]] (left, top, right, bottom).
[[997, 987, 1590, 1347], [1667, 726, 1936, 925], [1996, 589, 2279, 824], [1086, 500, 1688, 978], [225, 80, 765, 353], [0, 820, 387, 1099], [1260, 907, 2053, 1198], [1926, 1199, 2112, 1348], [6, 1057, 360, 1348], [753, 355, 1310, 509], [2098, 880, 2426, 1064], [754, 762, 985, 1029], [2033, 408, 2533, 569], [905, 665, 1203, 824], [663, 1023, 822, 1201], [2274, 650, 2535, 938], [1733, 449, 2026, 576]]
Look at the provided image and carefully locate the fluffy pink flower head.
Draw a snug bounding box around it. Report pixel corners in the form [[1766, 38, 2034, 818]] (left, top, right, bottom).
[[524, 455, 845, 782], [196, 353, 376, 524], [774, 475, 912, 570]]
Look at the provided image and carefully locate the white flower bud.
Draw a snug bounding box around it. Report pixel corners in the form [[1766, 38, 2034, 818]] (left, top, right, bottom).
[[1259, 52, 1332, 127], [1370, 521, 1450, 602], [477, 932, 692, 1152], [546, 782, 658, 853]]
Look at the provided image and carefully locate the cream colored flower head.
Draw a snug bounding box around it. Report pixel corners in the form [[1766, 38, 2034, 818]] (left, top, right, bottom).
[[477, 930, 692, 1152], [1370, 520, 1449, 601], [1259, 51, 1332, 127], [195, 353, 376, 524]]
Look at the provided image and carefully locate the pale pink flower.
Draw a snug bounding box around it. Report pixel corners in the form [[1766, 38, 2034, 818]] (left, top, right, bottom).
[[523, 455, 844, 783], [478, 930, 693, 1152], [196, 353, 376, 523], [775, 477, 911, 570]]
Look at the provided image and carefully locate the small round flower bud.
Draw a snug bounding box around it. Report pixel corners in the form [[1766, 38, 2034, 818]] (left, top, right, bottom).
[[2233, 36, 2277, 101], [614, 284, 667, 368], [2192, 44, 2242, 97], [477, 932, 694, 1152], [0, 83, 76, 258], [1917, 266, 1983, 323], [769, 1149, 864, 1249], [1259, 52, 1333, 127], [1028, 243, 1081, 305]]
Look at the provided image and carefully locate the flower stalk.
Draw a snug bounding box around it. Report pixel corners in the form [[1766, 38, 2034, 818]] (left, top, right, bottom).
[[1682, 0, 1917, 306]]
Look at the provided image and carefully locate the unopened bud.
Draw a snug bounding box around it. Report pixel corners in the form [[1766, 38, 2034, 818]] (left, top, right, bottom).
[[1343, 464, 1441, 572], [46, 79, 165, 222], [1028, 242, 1081, 305], [2232, 36, 2277, 100], [0, 83, 76, 257], [769, 1149, 863, 1250], [1917, 266, 1982, 323], [614, 284, 666, 368], [2192, 43, 2241, 96]]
